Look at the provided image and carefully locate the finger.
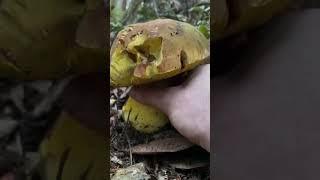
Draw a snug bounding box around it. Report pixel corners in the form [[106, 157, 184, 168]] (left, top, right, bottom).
[[189, 64, 210, 81], [129, 86, 179, 114]]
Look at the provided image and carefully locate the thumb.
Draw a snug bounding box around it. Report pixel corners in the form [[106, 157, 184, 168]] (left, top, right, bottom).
[[129, 86, 179, 114]]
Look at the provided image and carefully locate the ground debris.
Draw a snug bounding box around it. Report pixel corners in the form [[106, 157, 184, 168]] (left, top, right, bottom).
[[111, 162, 151, 180], [111, 156, 124, 165], [110, 86, 209, 179], [131, 136, 194, 155], [0, 119, 17, 139], [0, 78, 63, 179]]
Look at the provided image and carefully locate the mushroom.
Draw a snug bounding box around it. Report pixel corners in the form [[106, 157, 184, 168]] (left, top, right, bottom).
[[110, 19, 209, 133]]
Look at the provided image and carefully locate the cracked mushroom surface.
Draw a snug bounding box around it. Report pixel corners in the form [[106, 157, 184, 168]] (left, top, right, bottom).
[[110, 19, 209, 87]]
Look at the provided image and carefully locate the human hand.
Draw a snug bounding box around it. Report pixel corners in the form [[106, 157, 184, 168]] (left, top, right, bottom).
[[130, 64, 210, 151]]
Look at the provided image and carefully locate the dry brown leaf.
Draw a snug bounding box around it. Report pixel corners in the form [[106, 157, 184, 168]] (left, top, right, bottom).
[[111, 163, 151, 180], [167, 158, 209, 170], [131, 136, 194, 155]]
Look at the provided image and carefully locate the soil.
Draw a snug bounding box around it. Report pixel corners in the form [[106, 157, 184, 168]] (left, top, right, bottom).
[[110, 87, 210, 179]]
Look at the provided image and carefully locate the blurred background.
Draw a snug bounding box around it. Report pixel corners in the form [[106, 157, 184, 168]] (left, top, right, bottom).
[[110, 0, 210, 42], [0, 0, 106, 179]]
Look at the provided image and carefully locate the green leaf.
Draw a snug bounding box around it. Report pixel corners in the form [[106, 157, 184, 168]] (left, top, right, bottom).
[[198, 24, 209, 39]]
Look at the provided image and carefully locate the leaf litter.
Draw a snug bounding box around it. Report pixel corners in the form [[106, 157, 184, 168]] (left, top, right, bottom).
[[110, 87, 210, 179]]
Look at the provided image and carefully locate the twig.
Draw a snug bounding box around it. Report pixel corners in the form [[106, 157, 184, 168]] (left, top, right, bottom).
[[124, 131, 133, 165], [122, 0, 127, 11], [119, 86, 132, 99], [123, 125, 133, 165], [31, 76, 74, 117], [153, 0, 160, 17], [121, 0, 143, 25], [184, 0, 189, 18], [16, 133, 23, 156], [194, 1, 210, 7]]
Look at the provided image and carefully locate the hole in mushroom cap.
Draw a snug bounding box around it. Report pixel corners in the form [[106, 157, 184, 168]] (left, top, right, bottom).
[[180, 50, 187, 69], [127, 51, 137, 62], [130, 34, 137, 40], [135, 45, 149, 57], [148, 54, 156, 62], [133, 37, 162, 64]]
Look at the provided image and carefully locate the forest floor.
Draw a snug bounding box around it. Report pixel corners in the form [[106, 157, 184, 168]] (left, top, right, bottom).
[[0, 79, 66, 179], [110, 87, 210, 180]]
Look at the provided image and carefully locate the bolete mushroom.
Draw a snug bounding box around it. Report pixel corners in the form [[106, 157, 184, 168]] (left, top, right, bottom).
[[110, 19, 210, 133]]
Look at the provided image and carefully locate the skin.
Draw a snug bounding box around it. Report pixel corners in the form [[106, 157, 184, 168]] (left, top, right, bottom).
[[60, 65, 211, 152], [130, 64, 211, 152]]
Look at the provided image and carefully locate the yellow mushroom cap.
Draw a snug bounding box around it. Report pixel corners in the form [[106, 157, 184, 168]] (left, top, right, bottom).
[[110, 19, 209, 87]]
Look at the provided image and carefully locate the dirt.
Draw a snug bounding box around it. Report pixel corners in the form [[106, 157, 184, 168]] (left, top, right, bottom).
[[0, 79, 64, 179], [110, 87, 210, 179]]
